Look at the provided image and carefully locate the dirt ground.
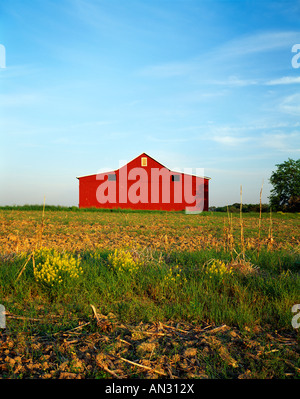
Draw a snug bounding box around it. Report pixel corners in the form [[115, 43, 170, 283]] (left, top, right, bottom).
[[1, 311, 299, 379]]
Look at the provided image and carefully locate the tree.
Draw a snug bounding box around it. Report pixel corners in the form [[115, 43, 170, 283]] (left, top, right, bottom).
[[269, 158, 300, 212]]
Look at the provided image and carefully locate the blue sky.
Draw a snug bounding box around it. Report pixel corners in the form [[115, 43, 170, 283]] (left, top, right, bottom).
[[0, 0, 300, 207]]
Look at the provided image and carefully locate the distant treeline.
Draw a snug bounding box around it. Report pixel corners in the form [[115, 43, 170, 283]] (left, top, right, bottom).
[[209, 203, 270, 213], [0, 204, 79, 212], [0, 205, 176, 214], [0, 203, 271, 213]]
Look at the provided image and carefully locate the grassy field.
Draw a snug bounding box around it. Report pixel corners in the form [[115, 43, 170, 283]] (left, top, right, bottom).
[[0, 207, 299, 379]]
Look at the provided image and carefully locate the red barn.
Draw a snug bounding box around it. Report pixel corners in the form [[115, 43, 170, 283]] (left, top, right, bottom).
[[77, 153, 210, 212]]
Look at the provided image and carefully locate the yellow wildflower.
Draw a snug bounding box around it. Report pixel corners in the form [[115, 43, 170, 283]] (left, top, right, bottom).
[[108, 248, 141, 275], [34, 248, 82, 287]]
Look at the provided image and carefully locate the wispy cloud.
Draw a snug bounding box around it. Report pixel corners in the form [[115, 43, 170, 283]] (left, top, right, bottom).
[[265, 76, 300, 85], [212, 135, 251, 146], [210, 75, 259, 87], [139, 30, 300, 79], [219, 30, 300, 57], [139, 61, 197, 78], [279, 94, 300, 115], [198, 121, 300, 153], [260, 131, 300, 152]]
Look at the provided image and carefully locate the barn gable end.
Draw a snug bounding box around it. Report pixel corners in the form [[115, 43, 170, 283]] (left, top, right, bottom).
[[77, 153, 210, 212]]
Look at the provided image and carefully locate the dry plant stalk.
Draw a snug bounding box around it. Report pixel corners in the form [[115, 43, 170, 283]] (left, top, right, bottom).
[[257, 180, 264, 256], [268, 207, 274, 250], [16, 197, 46, 282], [164, 234, 169, 252], [16, 254, 33, 282], [115, 355, 167, 377], [240, 185, 245, 260], [5, 312, 42, 322], [223, 217, 227, 249], [258, 180, 263, 240], [227, 206, 234, 259], [35, 196, 46, 250]]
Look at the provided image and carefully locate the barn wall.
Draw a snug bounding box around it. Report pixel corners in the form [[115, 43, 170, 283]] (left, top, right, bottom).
[[78, 154, 209, 211]]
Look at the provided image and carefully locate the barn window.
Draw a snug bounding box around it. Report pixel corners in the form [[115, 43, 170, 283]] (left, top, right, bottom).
[[108, 174, 116, 181], [172, 175, 180, 182], [141, 157, 147, 167]]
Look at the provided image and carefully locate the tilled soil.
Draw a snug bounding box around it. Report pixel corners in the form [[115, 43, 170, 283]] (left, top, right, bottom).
[[0, 313, 299, 379]]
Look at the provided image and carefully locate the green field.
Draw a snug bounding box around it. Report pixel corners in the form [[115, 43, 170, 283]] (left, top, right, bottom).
[[0, 208, 299, 379]]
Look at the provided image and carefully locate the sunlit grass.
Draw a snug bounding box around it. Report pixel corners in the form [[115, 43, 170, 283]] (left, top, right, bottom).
[[0, 209, 299, 338]]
